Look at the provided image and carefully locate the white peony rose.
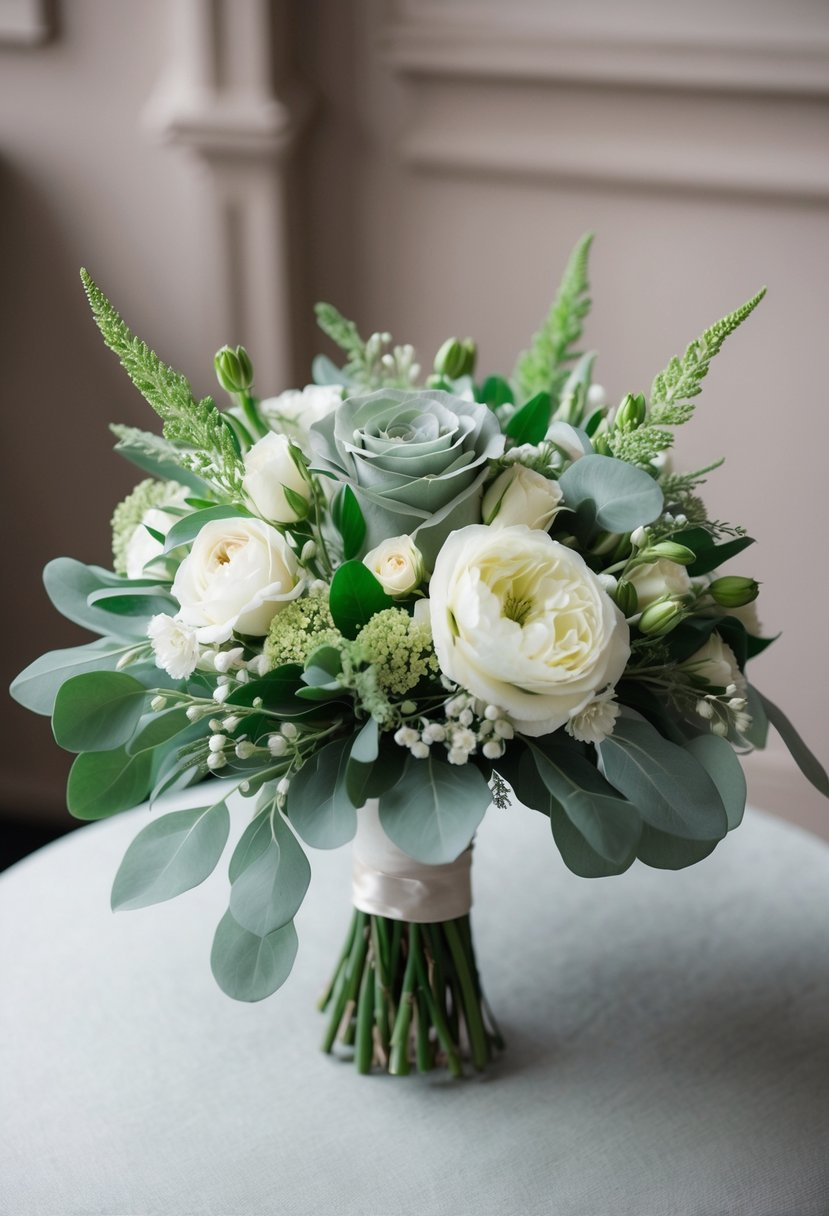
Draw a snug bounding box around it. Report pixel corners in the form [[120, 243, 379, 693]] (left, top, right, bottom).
[[482, 465, 563, 531], [260, 384, 342, 439], [147, 614, 201, 679], [429, 524, 630, 736], [172, 518, 303, 644], [682, 633, 746, 693], [363, 535, 424, 597], [627, 558, 691, 610], [242, 432, 310, 524]]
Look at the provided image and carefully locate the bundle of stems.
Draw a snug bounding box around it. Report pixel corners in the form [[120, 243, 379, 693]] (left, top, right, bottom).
[[319, 911, 503, 1076]]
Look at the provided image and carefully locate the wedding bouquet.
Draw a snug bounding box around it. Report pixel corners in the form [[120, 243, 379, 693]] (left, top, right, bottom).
[[12, 235, 827, 1077]]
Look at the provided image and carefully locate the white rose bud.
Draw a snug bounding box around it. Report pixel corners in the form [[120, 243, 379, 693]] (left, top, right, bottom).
[[627, 558, 691, 610], [242, 432, 310, 524], [363, 535, 425, 597], [482, 466, 564, 532], [681, 633, 746, 693]]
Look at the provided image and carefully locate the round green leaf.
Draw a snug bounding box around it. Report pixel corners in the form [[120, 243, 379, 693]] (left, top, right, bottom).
[[111, 802, 230, 911], [378, 755, 490, 864], [229, 811, 310, 937], [636, 825, 719, 871], [559, 454, 663, 532], [53, 671, 147, 753], [66, 747, 153, 820], [210, 911, 298, 1002], [684, 734, 747, 831], [286, 736, 358, 849]]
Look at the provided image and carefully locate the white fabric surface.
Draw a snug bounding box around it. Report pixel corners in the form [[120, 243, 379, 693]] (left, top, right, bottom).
[[1, 796, 828, 1216]]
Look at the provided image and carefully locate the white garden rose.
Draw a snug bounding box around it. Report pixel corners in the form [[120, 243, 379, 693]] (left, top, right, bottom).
[[363, 535, 425, 597], [242, 432, 310, 524], [627, 558, 691, 610], [125, 501, 185, 579], [172, 518, 303, 643], [482, 465, 563, 531], [429, 525, 630, 736], [260, 384, 342, 439]]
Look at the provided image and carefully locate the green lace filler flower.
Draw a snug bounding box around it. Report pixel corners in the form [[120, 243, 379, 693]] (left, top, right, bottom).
[[264, 595, 341, 668], [111, 478, 185, 575], [352, 608, 439, 696]]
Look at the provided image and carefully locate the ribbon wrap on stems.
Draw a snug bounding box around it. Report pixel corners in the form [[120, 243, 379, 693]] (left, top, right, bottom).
[[351, 800, 473, 923]]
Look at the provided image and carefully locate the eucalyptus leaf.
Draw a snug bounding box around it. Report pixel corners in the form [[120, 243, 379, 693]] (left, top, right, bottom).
[[742, 685, 769, 749], [87, 585, 177, 617], [229, 808, 310, 937], [328, 560, 395, 640], [43, 558, 151, 639], [598, 716, 728, 841], [757, 691, 829, 797], [10, 638, 137, 715], [286, 736, 357, 848], [637, 826, 719, 871], [52, 671, 147, 753], [66, 747, 153, 820], [210, 911, 298, 1002], [346, 718, 379, 808], [164, 505, 252, 553], [312, 354, 351, 387], [378, 755, 490, 864], [111, 801, 230, 911], [684, 733, 747, 830], [527, 741, 641, 864], [127, 707, 195, 755], [558, 454, 663, 532]]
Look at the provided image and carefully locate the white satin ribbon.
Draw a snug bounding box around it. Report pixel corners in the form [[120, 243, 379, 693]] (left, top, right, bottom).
[[351, 800, 472, 923]]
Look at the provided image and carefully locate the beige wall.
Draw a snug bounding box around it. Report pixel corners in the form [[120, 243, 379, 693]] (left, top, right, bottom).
[[3, 0, 829, 838]]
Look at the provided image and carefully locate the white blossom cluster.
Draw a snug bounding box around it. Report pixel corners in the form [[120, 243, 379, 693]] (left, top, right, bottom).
[[695, 685, 752, 738], [394, 687, 515, 766]]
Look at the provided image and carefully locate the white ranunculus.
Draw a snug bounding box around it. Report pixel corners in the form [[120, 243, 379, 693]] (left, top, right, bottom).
[[627, 558, 691, 610], [363, 535, 424, 597], [172, 518, 303, 644], [261, 385, 342, 438], [482, 465, 563, 531], [429, 525, 630, 736], [682, 633, 746, 693], [147, 614, 201, 679], [242, 432, 310, 524], [125, 487, 191, 579]]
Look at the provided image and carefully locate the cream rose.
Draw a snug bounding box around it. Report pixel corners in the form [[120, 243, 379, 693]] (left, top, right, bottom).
[[172, 518, 303, 643], [260, 384, 342, 439], [363, 535, 425, 597], [482, 465, 563, 531], [681, 633, 746, 693], [429, 525, 630, 736], [242, 432, 310, 524], [627, 558, 691, 610]]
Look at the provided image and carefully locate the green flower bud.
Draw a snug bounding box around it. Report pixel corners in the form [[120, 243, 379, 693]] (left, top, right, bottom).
[[614, 393, 646, 432], [638, 541, 696, 566], [708, 576, 760, 608], [215, 344, 254, 393], [638, 598, 686, 636], [613, 579, 639, 618], [434, 337, 476, 380]]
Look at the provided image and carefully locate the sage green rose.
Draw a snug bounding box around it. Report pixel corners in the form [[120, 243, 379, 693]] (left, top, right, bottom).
[[309, 389, 504, 562]]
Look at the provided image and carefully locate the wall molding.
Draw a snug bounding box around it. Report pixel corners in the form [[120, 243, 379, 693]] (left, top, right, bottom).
[[143, 0, 313, 388], [383, 5, 829, 98]]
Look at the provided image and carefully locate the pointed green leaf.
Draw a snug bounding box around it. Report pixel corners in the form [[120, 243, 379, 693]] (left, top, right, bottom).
[[210, 911, 298, 1002], [111, 801, 230, 911], [229, 808, 310, 937], [163, 505, 251, 553], [10, 638, 137, 716], [332, 485, 367, 560], [505, 392, 553, 445], [328, 560, 395, 640], [757, 691, 829, 797]]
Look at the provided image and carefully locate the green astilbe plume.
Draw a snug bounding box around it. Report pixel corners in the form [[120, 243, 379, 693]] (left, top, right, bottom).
[[315, 302, 366, 371], [611, 288, 766, 467], [513, 232, 594, 402], [81, 270, 245, 498]]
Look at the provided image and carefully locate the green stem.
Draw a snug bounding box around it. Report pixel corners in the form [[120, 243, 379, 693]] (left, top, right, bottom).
[[355, 955, 375, 1074], [444, 919, 489, 1071], [238, 390, 269, 439], [412, 932, 463, 1078], [321, 910, 368, 1053]]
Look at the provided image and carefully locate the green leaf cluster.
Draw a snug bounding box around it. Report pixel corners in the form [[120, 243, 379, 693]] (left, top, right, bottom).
[[81, 270, 245, 498], [513, 233, 593, 402]]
